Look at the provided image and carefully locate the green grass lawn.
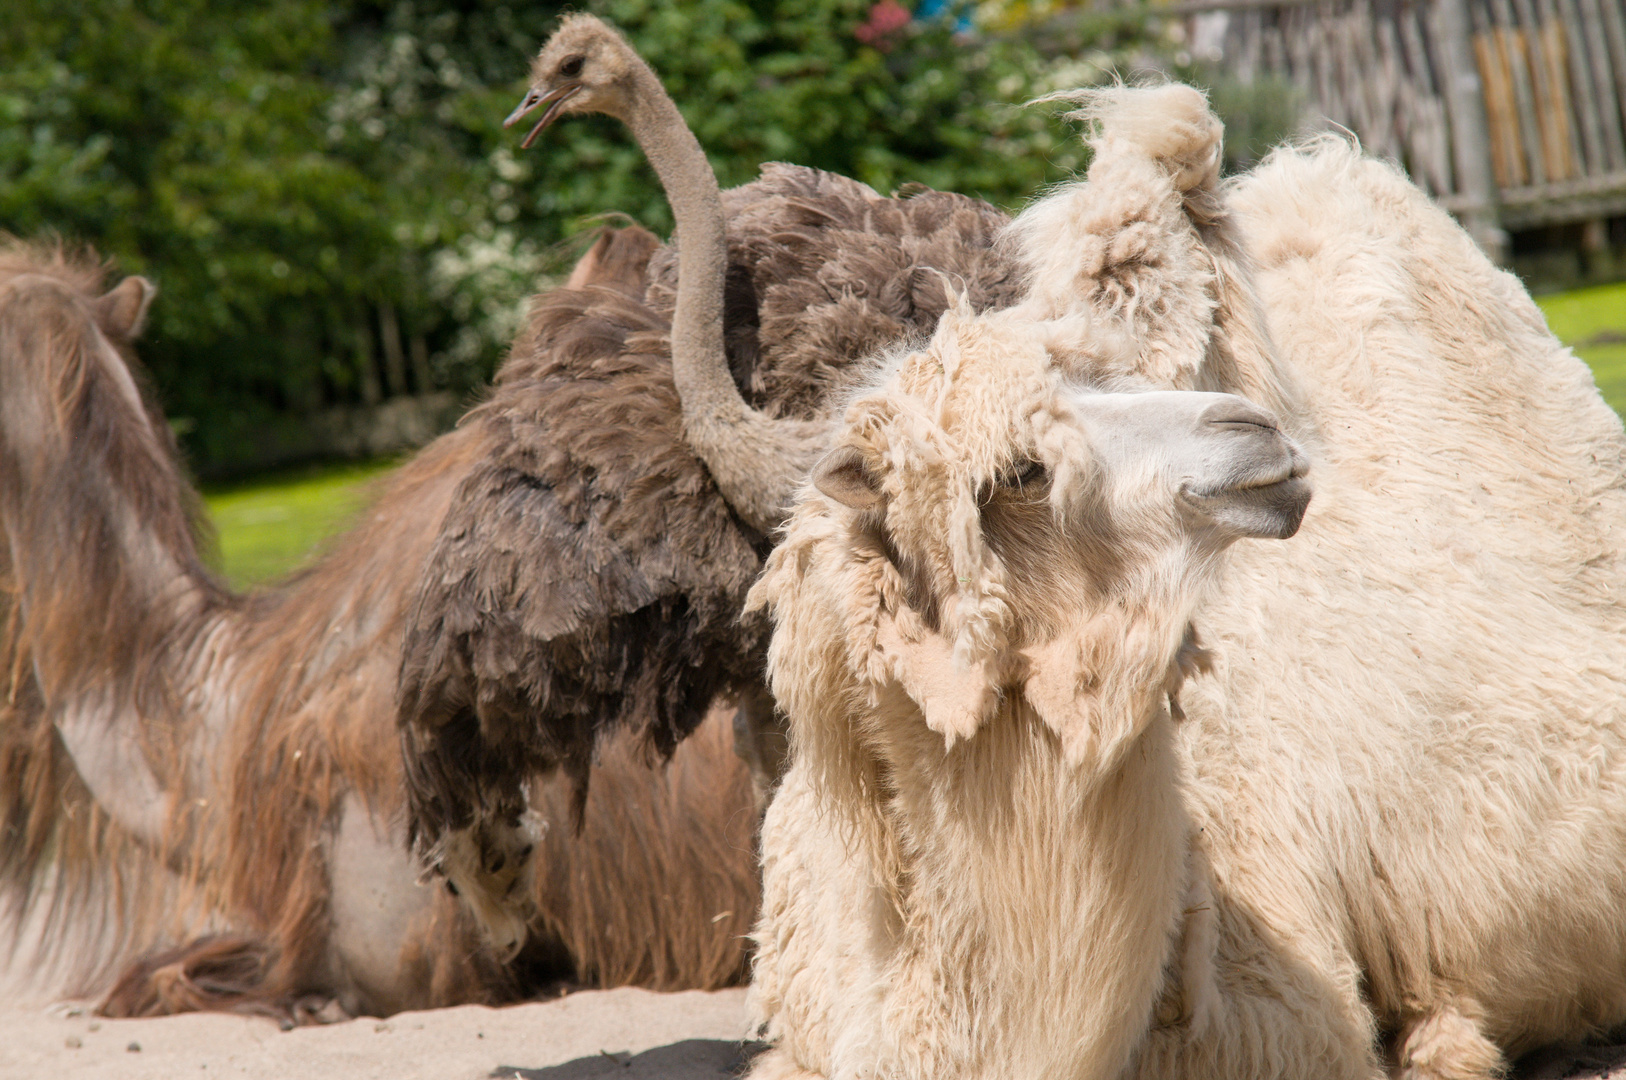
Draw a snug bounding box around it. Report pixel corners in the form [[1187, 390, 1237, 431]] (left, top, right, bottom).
[[202, 457, 400, 589], [199, 282, 1626, 590], [1536, 280, 1626, 415]]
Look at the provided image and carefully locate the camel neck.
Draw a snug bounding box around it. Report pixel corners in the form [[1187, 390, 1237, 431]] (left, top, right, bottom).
[[876, 704, 1190, 1079]]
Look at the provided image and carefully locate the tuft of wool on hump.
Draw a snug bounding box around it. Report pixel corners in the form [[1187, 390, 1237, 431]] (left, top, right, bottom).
[[1004, 83, 1230, 390]]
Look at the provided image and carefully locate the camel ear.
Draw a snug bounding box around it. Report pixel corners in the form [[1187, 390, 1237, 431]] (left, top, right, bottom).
[[875, 615, 998, 747], [814, 445, 883, 510], [96, 276, 156, 340]]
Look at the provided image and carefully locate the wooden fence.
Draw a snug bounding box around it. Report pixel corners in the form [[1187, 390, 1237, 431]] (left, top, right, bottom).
[[1163, 0, 1626, 257]]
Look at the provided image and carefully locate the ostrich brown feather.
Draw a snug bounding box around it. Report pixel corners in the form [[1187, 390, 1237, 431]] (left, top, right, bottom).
[[397, 164, 1025, 853]]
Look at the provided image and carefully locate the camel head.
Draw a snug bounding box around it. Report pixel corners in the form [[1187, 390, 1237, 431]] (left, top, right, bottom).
[[506, 15, 646, 148], [751, 299, 1309, 786]]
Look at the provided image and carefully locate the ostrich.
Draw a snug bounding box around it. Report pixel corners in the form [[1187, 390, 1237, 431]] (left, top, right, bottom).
[[396, 13, 1026, 940]]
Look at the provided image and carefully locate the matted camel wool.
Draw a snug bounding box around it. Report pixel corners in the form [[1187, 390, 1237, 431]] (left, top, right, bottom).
[[744, 83, 1626, 1080]]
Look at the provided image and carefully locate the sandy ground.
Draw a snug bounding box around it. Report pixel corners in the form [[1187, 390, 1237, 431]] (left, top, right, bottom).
[[0, 987, 757, 1080], [5, 971, 1626, 1079]]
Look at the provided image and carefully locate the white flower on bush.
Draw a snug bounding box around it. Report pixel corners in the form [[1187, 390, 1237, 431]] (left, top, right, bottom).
[[428, 228, 554, 382]]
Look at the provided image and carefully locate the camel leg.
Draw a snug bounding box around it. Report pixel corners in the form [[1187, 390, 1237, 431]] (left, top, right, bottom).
[[1395, 1001, 1505, 1080], [327, 794, 439, 1015]]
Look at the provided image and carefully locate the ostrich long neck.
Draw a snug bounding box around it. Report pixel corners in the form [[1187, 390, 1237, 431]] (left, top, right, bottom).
[[620, 62, 825, 533]]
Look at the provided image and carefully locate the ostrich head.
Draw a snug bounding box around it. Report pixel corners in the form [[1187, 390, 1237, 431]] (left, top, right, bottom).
[[505, 15, 645, 148]]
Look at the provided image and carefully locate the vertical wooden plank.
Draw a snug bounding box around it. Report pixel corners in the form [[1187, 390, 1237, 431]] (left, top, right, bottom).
[[1341, 2, 1378, 149], [1490, 0, 1544, 184], [1536, 5, 1581, 179], [1401, 1, 1455, 192], [1314, 7, 1342, 128], [1556, 0, 1607, 174], [1381, 16, 1415, 171], [1414, 0, 1459, 192], [1333, 0, 1358, 131], [1370, 8, 1405, 161], [1598, 0, 1626, 143], [1512, 0, 1572, 179], [1473, 20, 1524, 186], [1577, 0, 1626, 169], [1437, 0, 1508, 258], [1473, 0, 1527, 187]]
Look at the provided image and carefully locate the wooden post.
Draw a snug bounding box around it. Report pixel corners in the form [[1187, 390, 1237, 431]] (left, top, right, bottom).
[[1437, 0, 1510, 260], [355, 312, 382, 407], [379, 301, 407, 398]]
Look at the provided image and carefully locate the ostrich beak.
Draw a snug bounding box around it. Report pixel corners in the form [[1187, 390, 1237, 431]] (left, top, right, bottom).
[[504, 82, 583, 149]]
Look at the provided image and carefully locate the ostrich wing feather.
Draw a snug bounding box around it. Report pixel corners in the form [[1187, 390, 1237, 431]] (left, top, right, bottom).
[[397, 167, 1025, 846]]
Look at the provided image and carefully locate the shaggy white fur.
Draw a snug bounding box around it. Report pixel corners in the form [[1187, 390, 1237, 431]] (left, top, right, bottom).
[[743, 84, 1626, 1080]]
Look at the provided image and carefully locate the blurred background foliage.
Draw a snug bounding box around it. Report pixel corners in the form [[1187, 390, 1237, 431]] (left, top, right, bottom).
[[1, 0, 1295, 475]]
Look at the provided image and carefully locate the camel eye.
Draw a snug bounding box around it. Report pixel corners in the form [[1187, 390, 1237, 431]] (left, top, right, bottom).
[[1007, 459, 1046, 489], [977, 460, 1046, 508], [559, 55, 584, 78]]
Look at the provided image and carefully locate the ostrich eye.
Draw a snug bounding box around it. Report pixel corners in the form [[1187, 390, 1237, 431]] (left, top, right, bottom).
[[559, 55, 584, 78]]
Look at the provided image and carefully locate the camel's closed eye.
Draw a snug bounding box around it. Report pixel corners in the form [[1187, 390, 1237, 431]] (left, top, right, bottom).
[[979, 459, 1048, 507], [1007, 459, 1047, 491]]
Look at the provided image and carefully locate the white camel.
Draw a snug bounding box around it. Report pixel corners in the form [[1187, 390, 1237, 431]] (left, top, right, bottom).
[[744, 84, 1626, 1080]]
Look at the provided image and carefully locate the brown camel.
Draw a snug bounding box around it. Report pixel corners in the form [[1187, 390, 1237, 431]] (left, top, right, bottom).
[[0, 232, 758, 1020]]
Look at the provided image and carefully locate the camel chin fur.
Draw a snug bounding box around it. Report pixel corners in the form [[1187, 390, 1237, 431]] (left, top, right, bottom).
[[744, 83, 1626, 1080]]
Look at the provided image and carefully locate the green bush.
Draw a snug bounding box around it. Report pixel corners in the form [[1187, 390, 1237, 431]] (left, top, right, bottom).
[[1, 0, 1284, 475]]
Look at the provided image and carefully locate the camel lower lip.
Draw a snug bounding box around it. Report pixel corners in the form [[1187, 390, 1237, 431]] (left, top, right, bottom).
[[1234, 473, 1298, 492], [1190, 473, 1298, 498]]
